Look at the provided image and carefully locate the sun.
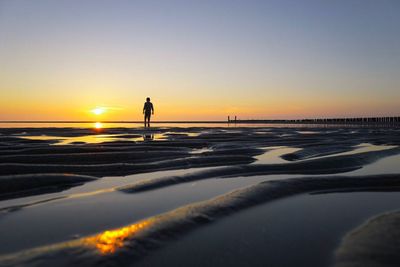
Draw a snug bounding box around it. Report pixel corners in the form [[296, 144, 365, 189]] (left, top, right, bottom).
[[91, 107, 106, 115]]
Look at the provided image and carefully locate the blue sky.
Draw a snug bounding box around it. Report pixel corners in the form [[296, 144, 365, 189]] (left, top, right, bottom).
[[0, 0, 399, 120]]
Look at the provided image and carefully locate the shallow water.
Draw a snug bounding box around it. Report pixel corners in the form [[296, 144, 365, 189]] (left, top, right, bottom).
[[253, 143, 397, 165], [21, 133, 168, 145], [1, 126, 400, 266], [317, 143, 397, 159], [3, 151, 400, 256], [0, 170, 300, 254], [348, 153, 400, 176], [138, 191, 400, 267], [253, 146, 301, 164]]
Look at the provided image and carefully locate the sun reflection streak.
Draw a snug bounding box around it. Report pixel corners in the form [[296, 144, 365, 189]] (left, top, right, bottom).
[[94, 122, 103, 129], [83, 220, 151, 254]]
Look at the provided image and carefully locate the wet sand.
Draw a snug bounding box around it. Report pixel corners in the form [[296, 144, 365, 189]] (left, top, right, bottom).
[[1, 125, 400, 266]]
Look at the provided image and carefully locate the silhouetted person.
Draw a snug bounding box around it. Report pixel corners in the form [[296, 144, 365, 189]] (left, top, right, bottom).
[[143, 97, 154, 127]]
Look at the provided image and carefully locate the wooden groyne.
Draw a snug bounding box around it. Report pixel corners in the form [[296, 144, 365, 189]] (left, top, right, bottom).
[[228, 117, 400, 125]]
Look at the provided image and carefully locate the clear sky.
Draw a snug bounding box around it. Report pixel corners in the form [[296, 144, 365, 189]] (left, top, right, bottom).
[[0, 0, 399, 121]]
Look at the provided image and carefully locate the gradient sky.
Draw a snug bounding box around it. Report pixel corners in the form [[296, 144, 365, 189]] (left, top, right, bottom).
[[0, 0, 399, 121]]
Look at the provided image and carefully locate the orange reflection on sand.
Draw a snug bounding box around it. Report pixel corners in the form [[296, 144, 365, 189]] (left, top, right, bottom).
[[84, 220, 151, 254]]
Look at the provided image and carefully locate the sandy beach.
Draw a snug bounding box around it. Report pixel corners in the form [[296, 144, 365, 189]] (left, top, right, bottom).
[[0, 124, 400, 266], [2, 0, 400, 265]]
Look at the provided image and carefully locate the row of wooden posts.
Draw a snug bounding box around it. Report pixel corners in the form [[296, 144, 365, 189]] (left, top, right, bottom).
[[228, 116, 400, 124], [227, 116, 237, 123]]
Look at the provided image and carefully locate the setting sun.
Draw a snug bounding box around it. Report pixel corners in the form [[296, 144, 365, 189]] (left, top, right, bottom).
[[91, 107, 106, 116], [1, 1, 400, 266]]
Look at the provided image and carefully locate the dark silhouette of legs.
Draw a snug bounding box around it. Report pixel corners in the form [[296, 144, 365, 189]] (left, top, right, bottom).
[[144, 113, 151, 127]]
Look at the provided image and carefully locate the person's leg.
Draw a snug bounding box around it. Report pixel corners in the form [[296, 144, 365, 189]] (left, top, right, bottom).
[[145, 113, 151, 127]]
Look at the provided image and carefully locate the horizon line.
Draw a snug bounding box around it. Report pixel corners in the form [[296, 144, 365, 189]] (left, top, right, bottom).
[[1, 116, 400, 124]]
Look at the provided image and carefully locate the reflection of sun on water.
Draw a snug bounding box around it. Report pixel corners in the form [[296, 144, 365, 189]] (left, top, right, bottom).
[[94, 122, 103, 129], [83, 220, 151, 254]]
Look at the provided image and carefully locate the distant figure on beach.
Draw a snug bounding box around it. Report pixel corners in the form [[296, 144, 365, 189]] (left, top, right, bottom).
[[143, 97, 154, 127]]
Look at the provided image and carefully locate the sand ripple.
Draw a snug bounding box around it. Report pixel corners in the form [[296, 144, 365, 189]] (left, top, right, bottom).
[[1, 174, 400, 266]]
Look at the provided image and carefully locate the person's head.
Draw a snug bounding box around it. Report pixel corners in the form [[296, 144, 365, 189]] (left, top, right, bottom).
[[146, 97, 150, 102]]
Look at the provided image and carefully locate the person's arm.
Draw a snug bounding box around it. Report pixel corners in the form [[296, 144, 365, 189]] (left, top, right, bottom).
[[151, 103, 154, 114], [143, 103, 145, 114]]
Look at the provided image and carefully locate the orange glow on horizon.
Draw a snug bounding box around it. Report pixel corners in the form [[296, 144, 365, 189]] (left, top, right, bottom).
[[0, 96, 398, 121], [83, 220, 151, 254]]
